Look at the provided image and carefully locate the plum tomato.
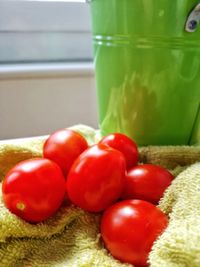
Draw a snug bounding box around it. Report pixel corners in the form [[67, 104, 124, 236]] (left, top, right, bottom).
[[121, 164, 173, 204], [43, 129, 88, 176], [101, 199, 168, 267], [66, 144, 126, 212], [99, 133, 139, 170], [2, 158, 66, 223]]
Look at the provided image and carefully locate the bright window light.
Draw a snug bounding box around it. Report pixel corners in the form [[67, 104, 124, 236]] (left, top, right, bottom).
[[0, 0, 92, 63]]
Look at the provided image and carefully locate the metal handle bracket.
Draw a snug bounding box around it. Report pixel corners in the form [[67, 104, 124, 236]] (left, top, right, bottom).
[[185, 3, 200, 32]]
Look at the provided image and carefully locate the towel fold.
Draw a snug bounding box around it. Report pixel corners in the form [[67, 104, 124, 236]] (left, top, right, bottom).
[[149, 162, 200, 267], [0, 125, 200, 267]]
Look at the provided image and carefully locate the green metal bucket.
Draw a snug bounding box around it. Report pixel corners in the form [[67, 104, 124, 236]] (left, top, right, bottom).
[[89, 0, 200, 145]]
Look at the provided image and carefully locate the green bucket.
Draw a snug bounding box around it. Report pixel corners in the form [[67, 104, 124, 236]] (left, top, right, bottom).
[[89, 0, 200, 146]]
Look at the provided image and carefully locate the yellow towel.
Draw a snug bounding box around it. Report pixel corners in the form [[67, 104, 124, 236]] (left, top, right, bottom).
[[0, 125, 200, 267]]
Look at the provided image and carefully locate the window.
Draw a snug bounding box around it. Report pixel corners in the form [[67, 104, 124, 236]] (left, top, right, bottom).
[[0, 0, 93, 63], [0, 1, 97, 139]]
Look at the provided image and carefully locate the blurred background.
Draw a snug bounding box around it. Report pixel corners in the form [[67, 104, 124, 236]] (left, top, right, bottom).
[[0, 0, 98, 139]]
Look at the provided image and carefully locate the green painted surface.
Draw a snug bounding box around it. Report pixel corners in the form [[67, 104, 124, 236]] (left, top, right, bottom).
[[90, 0, 200, 145]]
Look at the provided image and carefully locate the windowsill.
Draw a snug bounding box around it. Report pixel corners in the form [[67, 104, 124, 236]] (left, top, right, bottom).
[[0, 62, 95, 80]]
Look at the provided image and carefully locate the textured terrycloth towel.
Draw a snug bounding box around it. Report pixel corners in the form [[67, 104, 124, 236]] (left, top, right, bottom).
[[0, 125, 200, 267]]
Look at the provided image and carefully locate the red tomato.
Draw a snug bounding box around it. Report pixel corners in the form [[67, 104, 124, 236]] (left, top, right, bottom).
[[101, 199, 168, 267], [43, 129, 88, 176], [66, 144, 126, 212], [2, 158, 66, 223], [121, 164, 173, 204], [99, 133, 138, 169]]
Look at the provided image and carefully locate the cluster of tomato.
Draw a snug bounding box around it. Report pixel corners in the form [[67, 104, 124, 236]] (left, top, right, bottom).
[[2, 129, 173, 267]]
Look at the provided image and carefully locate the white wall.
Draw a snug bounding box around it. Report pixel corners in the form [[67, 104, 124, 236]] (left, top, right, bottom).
[[0, 63, 98, 140]]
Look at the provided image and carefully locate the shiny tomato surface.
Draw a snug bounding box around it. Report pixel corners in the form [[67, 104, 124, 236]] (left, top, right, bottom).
[[43, 129, 88, 176], [2, 158, 66, 223], [99, 133, 138, 169], [66, 144, 126, 212], [121, 164, 173, 204], [101, 199, 168, 267]]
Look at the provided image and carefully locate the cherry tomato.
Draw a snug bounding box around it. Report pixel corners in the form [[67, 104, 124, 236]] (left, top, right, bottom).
[[2, 158, 66, 223], [99, 133, 138, 169], [43, 129, 88, 176], [66, 144, 126, 212], [121, 164, 173, 204], [101, 199, 168, 267]]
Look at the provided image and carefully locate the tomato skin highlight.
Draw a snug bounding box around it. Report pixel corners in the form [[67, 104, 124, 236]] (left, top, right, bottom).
[[43, 129, 88, 176], [2, 158, 66, 223], [121, 164, 173, 204], [101, 199, 168, 267], [66, 144, 126, 212], [99, 133, 139, 170]]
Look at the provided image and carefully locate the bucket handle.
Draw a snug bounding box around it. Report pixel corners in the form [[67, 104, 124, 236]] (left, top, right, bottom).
[[185, 3, 200, 32]]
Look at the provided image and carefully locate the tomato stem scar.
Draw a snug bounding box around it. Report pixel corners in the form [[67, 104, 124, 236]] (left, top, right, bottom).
[[16, 202, 26, 211]]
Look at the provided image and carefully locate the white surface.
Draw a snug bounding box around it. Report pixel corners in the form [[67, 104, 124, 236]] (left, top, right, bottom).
[[0, 62, 94, 79], [0, 63, 98, 140]]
